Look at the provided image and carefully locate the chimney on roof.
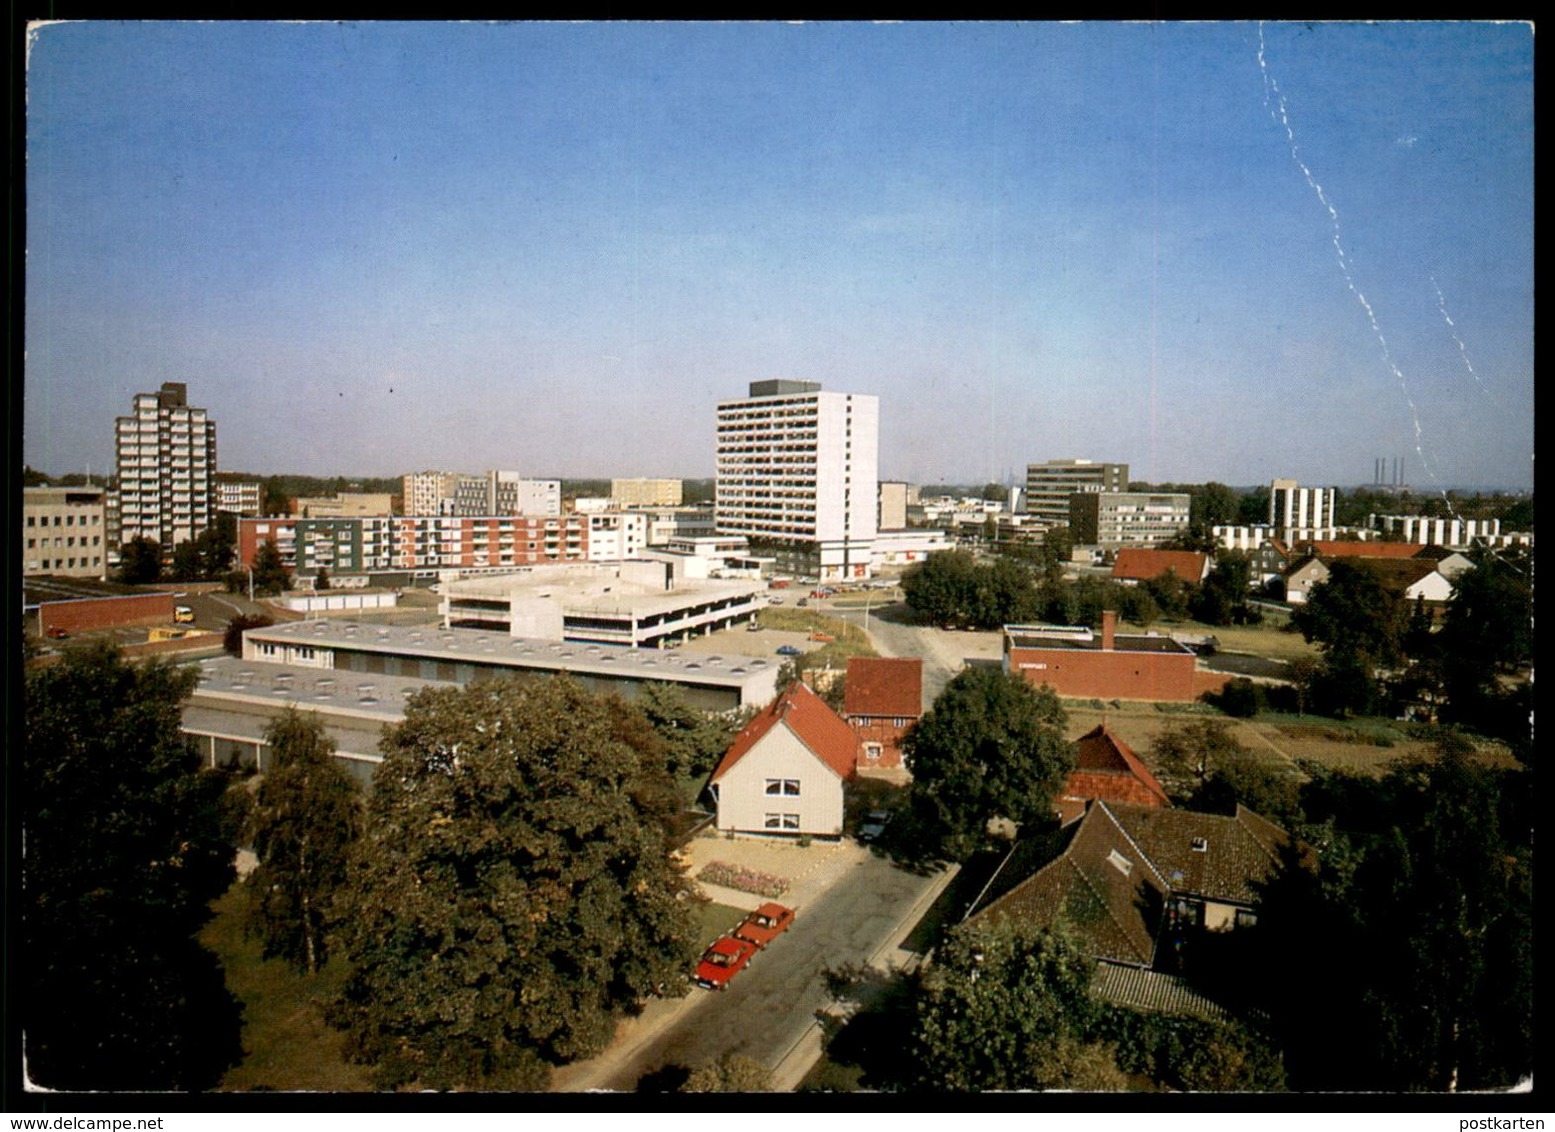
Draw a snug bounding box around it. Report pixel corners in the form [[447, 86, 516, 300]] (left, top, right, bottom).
[[1101, 609, 1117, 651]]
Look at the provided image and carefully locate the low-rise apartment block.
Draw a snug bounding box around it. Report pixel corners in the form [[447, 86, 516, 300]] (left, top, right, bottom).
[[611, 478, 684, 508], [23, 486, 109, 578]]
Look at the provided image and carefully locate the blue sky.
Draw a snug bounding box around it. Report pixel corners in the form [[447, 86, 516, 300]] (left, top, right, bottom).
[[26, 21, 1533, 491]]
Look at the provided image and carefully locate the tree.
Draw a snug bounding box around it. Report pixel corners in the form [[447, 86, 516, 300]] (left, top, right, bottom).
[[1254, 740, 1532, 1091], [1191, 552, 1257, 627], [1192, 481, 1242, 530], [1290, 560, 1408, 716], [333, 676, 697, 1090], [116, 535, 165, 584], [314, 566, 332, 591], [21, 644, 242, 1089], [910, 920, 1107, 1091], [250, 538, 291, 596], [901, 549, 981, 628], [902, 667, 1073, 860], [1438, 553, 1532, 732], [1151, 716, 1305, 826], [682, 1053, 774, 1092], [246, 709, 361, 974], [171, 539, 205, 583], [224, 613, 275, 657], [633, 682, 743, 781]]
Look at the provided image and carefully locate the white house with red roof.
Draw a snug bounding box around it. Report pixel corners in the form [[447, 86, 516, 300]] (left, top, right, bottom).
[[709, 681, 858, 837]]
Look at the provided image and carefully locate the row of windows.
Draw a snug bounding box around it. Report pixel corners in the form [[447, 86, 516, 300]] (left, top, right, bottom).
[[25, 513, 101, 527], [25, 556, 102, 571], [27, 536, 102, 549]]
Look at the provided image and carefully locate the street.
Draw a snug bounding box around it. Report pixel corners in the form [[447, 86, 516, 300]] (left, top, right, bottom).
[[557, 848, 947, 1091]]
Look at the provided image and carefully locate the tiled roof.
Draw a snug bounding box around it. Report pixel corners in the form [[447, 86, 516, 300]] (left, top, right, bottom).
[[971, 801, 1302, 969], [1090, 963, 1232, 1022], [843, 656, 923, 719], [710, 681, 858, 784], [1352, 557, 1444, 590], [1111, 549, 1210, 583], [1069, 723, 1171, 807], [1105, 802, 1289, 906], [976, 806, 1167, 967], [1298, 540, 1428, 559]]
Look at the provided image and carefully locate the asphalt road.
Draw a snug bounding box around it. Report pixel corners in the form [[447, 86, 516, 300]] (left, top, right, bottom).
[[589, 850, 943, 1090], [826, 601, 963, 707]]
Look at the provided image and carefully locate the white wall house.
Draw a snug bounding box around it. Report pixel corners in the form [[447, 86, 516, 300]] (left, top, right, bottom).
[[709, 682, 857, 838]]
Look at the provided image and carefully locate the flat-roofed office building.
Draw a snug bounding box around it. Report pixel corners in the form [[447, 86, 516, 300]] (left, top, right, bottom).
[[1024, 459, 1128, 529], [23, 486, 108, 578], [241, 619, 780, 712]]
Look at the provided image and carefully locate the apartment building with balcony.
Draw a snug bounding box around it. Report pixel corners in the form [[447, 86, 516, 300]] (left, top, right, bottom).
[[111, 382, 217, 554], [716, 380, 879, 581], [611, 478, 684, 508]]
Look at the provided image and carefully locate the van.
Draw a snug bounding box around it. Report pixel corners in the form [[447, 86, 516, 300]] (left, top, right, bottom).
[[174, 605, 195, 623]]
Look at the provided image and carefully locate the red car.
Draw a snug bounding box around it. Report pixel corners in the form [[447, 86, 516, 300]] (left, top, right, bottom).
[[695, 936, 759, 991], [733, 903, 796, 949]]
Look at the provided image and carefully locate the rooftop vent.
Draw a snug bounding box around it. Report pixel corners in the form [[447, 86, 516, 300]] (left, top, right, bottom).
[[1191, 837, 1209, 853]]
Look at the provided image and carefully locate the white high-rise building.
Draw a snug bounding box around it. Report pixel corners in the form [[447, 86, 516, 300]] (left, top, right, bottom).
[[716, 380, 879, 581], [1268, 478, 1338, 542], [112, 382, 217, 553]]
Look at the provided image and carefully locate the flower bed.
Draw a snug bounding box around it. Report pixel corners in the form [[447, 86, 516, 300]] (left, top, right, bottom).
[[697, 860, 790, 898]]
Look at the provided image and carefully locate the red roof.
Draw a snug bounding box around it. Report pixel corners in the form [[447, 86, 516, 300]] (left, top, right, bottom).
[[843, 657, 923, 719], [1111, 549, 1210, 583], [1067, 723, 1170, 808], [710, 681, 859, 783], [1299, 540, 1427, 559]]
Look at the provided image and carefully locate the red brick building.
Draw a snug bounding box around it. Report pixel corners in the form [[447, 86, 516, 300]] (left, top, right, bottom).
[[842, 657, 923, 771], [1004, 611, 1228, 703], [1057, 722, 1171, 825]]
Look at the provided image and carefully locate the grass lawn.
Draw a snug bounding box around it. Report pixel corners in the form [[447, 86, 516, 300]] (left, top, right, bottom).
[[757, 607, 874, 652], [200, 884, 375, 1092], [689, 900, 750, 947]]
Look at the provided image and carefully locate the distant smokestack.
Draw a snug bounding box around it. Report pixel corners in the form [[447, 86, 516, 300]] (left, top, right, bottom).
[[1101, 609, 1117, 651]]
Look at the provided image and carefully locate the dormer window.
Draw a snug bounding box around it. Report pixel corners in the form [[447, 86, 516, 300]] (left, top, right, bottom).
[[1191, 837, 1209, 853]]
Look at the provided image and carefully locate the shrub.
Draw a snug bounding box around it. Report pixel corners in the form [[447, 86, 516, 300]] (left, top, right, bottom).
[[697, 861, 789, 898]]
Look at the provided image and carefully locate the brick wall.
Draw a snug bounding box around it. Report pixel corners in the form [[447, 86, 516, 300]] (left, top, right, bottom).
[[39, 592, 176, 635]]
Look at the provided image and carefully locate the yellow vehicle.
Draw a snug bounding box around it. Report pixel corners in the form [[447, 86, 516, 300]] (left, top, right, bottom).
[[174, 605, 195, 623]]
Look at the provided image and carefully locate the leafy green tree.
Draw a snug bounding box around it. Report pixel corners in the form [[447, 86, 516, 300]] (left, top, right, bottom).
[[250, 538, 291, 596], [1290, 560, 1409, 716], [1438, 553, 1532, 732], [1141, 570, 1194, 620], [901, 549, 981, 628], [116, 535, 165, 584], [682, 1052, 774, 1092], [633, 682, 743, 781], [1191, 552, 1257, 627], [224, 612, 275, 657], [1151, 719, 1251, 794], [1254, 740, 1532, 1091], [333, 676, 697, 1090], [910, 920, 1106, 1091], [902, 667, 1072, 860], [171, 538, 205, 583], [1192, 750, 1301, 827], [246, 709, 361, 974], [22, 644, 242, 1089], [1192, 481, 1243, 529]]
